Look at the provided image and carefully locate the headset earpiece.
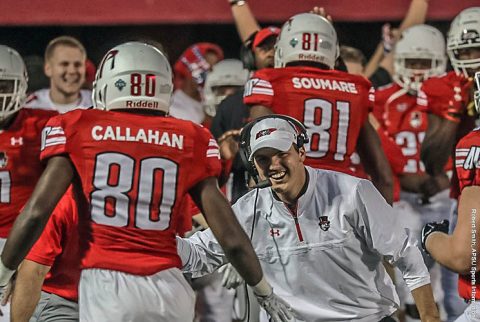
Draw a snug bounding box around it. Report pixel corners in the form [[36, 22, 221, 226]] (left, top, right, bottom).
[[240, 32, 258, 71]]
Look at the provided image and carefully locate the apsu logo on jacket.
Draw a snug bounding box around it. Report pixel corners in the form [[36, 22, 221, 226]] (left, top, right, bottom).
[[0, 152, 7, 168], [319, 216, 330, 231]]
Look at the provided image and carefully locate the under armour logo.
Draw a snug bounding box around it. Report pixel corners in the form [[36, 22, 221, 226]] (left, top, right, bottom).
[[270, 228, 280, 237], [319, 216, 330, 231], [10, 137, 23, 146]]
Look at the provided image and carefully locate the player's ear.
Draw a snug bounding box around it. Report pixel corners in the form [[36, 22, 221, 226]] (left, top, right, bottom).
[[298, 146, 306, 162], [44, 61, 53, 78]]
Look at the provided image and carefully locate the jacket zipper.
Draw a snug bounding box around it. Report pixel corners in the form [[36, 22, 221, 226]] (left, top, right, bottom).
[[286, 203, 304, 242]]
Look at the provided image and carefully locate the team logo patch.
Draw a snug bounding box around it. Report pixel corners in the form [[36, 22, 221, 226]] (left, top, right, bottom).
[[319, 216, 330, 231], [396, 103, 408, 112], [0, 152, 7, 168], [256, 128, 277, 139], [115, 79, 127, 91], [461, 29, 479, 42], [290, 38, 298, 48], [270, 228, 280, 237], [410, 111, 422, 128]]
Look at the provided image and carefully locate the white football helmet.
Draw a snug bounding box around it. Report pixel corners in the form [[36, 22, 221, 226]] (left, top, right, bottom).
[[203, 59, 249, 117], [274, 13, 339, 69], [93, 42, 173, 113], [447, 7, 480, 77], [393, 24, 447, 92], [0, 45, 27, 120]]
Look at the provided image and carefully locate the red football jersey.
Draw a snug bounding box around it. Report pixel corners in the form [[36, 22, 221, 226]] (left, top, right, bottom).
[[40, 109, 222, 275], [0, 108, 56, 238], [25, 187, 82, 302], [374, 83, 427, 175], [454, 128, 480, 300], [244, 67, 373, 175]]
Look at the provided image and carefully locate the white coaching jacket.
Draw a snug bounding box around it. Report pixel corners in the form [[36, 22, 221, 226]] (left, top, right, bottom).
[[177, 166, 430, 322]]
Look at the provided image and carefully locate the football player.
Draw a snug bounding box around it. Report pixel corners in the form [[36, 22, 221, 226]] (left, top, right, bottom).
[[244, 13, 394, 203], [422, 71, 480, 322], [0, 45, 57, 321], [25, 36, 91, 113], [374, 24, 467, 321], [419, 7, 480, 193], [0, 42, 291, 322]]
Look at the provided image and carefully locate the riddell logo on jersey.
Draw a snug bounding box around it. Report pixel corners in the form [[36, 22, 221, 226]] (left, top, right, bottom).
[[126, 101, 159, 108]]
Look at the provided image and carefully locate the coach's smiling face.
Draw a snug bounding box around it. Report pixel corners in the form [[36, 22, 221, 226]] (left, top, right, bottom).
[[253, 144, 306, 205]]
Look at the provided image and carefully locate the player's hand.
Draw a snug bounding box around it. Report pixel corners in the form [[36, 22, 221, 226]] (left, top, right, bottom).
[[218, 263, 244, 289], [217, 129, 241, 160], [421, 220, 449, 254], [309, 7, 332, 22], [254, 290, 294, 322], [419, 174, 449, 203]]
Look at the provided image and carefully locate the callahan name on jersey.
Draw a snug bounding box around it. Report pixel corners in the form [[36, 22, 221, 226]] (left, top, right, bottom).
[[91, 125, 184, 150]]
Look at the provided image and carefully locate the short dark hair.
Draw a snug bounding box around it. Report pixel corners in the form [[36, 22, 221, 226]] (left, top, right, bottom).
[[340, 46, 366, 67], [44, 36, 86, 61]]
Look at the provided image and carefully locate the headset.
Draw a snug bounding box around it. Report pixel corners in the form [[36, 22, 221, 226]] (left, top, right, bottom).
[[240, 32, 257, 71], [239, 114, 309, 189]]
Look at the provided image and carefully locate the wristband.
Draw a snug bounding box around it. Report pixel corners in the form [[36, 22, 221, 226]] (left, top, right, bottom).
[[252, 276, 272, 297], [0, 260, 15, 286], [230, 0, 246, 6]]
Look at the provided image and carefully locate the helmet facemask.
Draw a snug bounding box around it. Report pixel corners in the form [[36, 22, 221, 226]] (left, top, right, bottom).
[[447, 7, 480, 77], [0, 46, 28, 121]]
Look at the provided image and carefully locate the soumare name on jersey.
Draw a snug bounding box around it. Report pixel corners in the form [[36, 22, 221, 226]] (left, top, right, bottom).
[[292, 77, 358, 93], [91, 125, 184, 150]]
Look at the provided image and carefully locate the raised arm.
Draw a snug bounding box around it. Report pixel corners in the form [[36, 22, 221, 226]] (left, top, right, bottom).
[[364, 0, 429, 79], [229, 0, 261, 43]]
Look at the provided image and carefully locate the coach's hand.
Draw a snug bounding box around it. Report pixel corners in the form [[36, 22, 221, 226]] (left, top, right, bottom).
[[255, 290, 293, 322], [421, 220, 449, 255], [0, 259, 16, 315], [219, 263, 244, 289]]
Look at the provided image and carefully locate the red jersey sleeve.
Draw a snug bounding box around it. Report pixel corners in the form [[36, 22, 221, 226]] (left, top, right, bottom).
[[455, 129, 480, 191], [194, 126, 222, 180], [419, 73, 472, 123], [40, 114, 70, 161], [243, 69, 275, 107]]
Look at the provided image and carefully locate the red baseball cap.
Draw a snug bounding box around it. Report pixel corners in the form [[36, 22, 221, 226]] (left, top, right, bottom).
[[252, 27, 280, 50]]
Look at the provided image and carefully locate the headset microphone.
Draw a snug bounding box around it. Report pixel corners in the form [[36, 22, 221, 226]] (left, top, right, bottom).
[[250, 179, 272, 189]]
